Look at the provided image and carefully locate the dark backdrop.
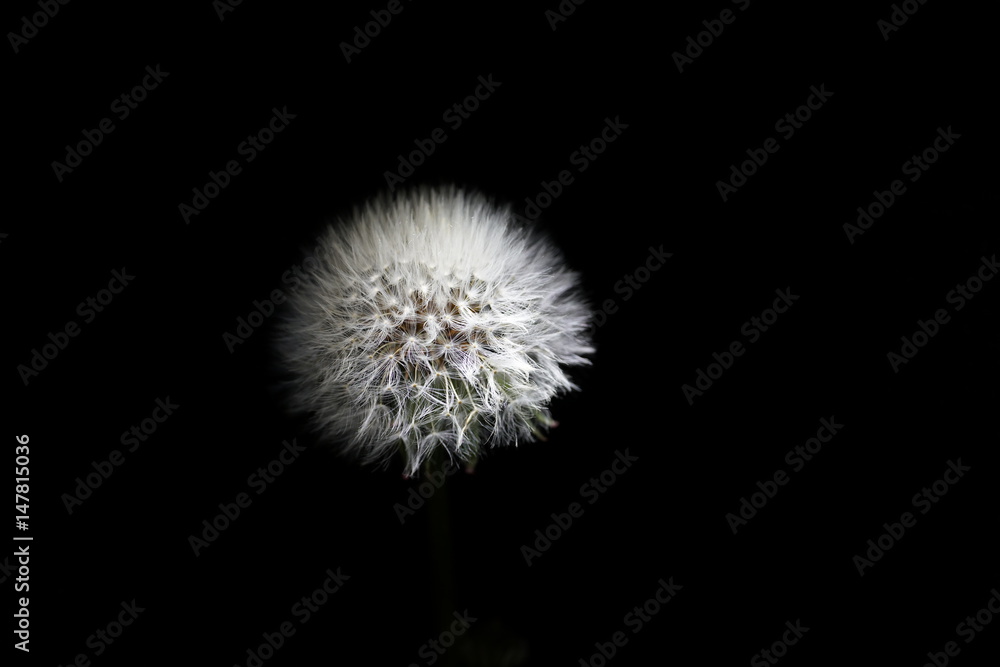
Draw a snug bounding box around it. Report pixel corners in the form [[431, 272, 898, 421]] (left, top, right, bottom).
[[6, 1, 997, 665]]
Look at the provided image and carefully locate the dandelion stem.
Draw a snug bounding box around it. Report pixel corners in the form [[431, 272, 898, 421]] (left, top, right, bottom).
[[424, 448, 456, 651]]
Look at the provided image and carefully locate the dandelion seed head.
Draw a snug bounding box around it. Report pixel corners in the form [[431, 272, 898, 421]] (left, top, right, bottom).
[[275, 186, 594, 476]]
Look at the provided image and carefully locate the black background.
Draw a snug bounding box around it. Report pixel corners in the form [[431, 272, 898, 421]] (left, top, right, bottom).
[[6, 0, 998, 665]]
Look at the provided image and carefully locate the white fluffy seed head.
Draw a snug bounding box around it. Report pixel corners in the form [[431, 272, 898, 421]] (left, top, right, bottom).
[[275, 186, 594, 476]]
